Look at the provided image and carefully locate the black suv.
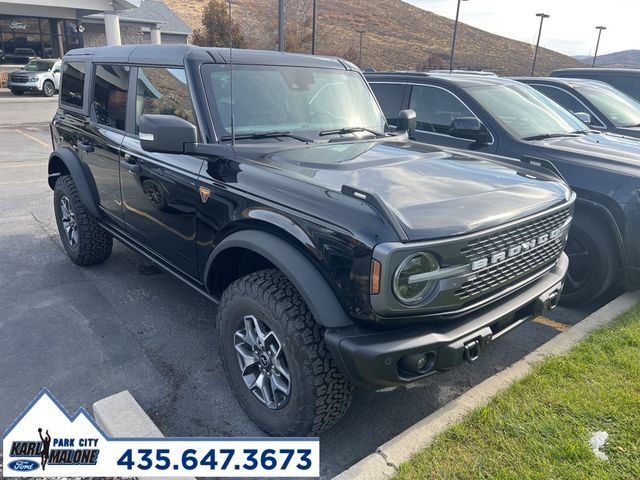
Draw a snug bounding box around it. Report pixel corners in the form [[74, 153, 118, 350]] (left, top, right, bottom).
[[552, 68, 640, 104], [513, 77, 640, 139], [367, 72, 640, 305], [49, 45, 572, 435]]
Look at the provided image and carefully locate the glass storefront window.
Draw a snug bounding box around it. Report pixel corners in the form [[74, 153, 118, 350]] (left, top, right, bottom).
[[0, 15, 82, 60]]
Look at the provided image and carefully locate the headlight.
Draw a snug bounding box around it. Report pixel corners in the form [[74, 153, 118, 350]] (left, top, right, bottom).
[[28, 77, 38, 82], [392, 252, 439, 305]]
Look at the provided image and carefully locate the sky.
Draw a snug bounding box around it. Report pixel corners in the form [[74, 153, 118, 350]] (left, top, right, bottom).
[[405, 0, 640, 57]]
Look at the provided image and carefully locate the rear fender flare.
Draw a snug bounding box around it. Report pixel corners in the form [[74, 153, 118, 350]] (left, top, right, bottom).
[[48, 148, 100, 218]]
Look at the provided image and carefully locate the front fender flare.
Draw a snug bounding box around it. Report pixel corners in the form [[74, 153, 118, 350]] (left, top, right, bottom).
[[206, 230, 354, 329], [48, 148, 101, 218]]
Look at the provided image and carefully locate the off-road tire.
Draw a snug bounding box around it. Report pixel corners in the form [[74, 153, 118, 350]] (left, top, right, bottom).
[[217, 268, 354, 436], [561, 214, 619, 305], [42, 80, 55, 97], [54, 175, 113, 265]]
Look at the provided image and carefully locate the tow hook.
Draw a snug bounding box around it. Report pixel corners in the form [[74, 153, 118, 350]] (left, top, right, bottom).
[[463, 339, 481, 363]]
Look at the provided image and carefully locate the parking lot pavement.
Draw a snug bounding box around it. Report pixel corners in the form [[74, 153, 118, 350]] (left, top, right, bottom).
[[0, 88, 58, 127], [0, 105, 609, 479]]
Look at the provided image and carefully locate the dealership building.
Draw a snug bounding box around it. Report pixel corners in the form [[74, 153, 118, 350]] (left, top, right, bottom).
[[0, 0, 191, 61]]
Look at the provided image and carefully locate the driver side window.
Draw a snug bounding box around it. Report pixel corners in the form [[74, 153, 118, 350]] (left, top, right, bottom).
[[409, 85, 476, 134]]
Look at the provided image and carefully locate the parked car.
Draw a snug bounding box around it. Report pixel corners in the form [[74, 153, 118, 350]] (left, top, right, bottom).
[[366, 72, 640, 305], [4, 48, 40, 64], [49, 44, 573, 435], [552, 68, 640, 104], [513, 77, 640, 139], [8, 59, 61, 96]]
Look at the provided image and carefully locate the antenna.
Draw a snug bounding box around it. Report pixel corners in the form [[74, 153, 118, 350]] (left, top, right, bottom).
[[228, 0, 235, 146]]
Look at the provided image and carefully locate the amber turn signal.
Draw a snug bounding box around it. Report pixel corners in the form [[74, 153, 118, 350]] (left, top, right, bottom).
[[371, 259, 381, 295]]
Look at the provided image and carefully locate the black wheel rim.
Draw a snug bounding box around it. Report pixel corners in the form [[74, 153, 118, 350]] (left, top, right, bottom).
[[564, 237, 592, 294], [59, 195, 78, 247], [233, 315, 291, 410]]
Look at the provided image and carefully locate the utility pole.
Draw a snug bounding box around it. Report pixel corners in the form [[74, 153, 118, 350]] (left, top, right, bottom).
[[311, 0, 317, 54], [449, 0, 468, 73], [278, 0, 285, 52], [357, 30, 365, 66], [531, 13, 550, 76], [593, 26, 606, 67]]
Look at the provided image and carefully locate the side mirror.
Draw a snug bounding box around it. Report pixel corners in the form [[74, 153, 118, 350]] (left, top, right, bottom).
[[450, 117, 491, 143], [573, 112, 591, 124], [397, 109, 417, 135], [139, 114, 197, 154]]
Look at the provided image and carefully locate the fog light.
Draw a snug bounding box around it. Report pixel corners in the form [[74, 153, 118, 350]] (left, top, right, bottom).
[[399, 351, 436, 375]]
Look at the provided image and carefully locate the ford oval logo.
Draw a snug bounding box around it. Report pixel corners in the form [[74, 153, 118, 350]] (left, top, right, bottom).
[[8, 459, 39, 471]]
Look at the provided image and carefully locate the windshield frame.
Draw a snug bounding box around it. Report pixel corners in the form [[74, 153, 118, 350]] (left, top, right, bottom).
[[573, 81, 640, 128], [201, 63, 389, 143], [466, 81, 588, 141]]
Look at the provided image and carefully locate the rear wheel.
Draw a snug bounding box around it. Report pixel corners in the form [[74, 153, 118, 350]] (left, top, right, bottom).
[[54, 175, 113, 265], [561, 214, 619, 305], [217, 269, 354, 436], [42, 80, 55, 97]]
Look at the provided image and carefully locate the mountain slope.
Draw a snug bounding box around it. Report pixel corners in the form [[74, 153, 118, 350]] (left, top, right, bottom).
[[575, 49, 640, 67], [164, 0, 585, 75]]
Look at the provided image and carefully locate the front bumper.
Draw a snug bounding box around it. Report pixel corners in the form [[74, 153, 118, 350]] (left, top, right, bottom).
[[8, 81, 42, 92], [325, 253, 568, 388]]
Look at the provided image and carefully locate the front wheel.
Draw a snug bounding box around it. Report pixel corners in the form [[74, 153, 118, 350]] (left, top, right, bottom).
[[42, 80, 55, 97], [561, 214, 619, 305], [217, 269, 354, 436]]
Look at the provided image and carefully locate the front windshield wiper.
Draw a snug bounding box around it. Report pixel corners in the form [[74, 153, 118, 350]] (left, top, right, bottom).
[[522, 132, 582, 141], [318, 127, 386, 137], [220, 131, 315, 143]]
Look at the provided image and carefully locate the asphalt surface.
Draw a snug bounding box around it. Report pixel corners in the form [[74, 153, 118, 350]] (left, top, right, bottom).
[[0, 91, 610, 478]]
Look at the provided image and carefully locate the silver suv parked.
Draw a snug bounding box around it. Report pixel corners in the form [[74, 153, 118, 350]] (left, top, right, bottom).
[[8, 59, 61, 97]]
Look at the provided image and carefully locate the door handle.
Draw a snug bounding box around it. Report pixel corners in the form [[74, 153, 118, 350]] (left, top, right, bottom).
[[77, 141, 94, 153], [120, 154, 141, 174]]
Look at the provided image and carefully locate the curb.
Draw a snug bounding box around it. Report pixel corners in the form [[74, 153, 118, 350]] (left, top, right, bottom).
[[93, 390, 195, 480], [333, 291, 640, 480]]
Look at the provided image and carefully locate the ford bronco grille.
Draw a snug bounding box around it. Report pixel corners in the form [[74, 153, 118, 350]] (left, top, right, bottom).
[[455, 206, 572, 300]]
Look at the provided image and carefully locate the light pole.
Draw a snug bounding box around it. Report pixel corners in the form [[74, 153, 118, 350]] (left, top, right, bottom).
[[449, 0, 468, 73], [278, 0, 285, 52], [311, 0, 317, 54], [357, 30, 365, 66], [531, 13, 550, 76], [593, 26, 606, 67]]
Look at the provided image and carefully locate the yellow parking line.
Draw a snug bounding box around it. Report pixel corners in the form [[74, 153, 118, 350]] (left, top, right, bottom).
[[0, 162, 47, 170], [16, 129, 50, 148], [533, 316, 570, 332]]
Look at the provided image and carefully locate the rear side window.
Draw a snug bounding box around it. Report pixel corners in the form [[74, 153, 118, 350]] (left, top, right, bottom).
[[532, 85, 605, 128], [135, 67, 195, 134], [369, 83, 405, 126], [409, 85, 476, 134], [60, 61, 86, 107], [92, 64, 130, 131]]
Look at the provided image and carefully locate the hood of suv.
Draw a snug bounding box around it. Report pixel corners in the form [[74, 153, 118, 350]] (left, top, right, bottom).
[[532, 132, 640, 176], [237, 139, 571, 240]]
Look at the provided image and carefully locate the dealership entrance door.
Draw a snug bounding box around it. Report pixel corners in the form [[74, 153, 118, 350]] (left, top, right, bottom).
[[0, 16, 82, 60]]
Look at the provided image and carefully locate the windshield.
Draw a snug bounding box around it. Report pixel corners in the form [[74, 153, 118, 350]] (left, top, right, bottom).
[[202, 64, 387, 141], [574, 82, 640, 128], [467, 83, 586, 140], [23, 60, 54, 72]]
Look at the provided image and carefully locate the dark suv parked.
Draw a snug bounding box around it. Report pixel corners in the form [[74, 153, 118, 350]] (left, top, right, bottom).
[[49, 45, 572, 435], [366, 72, 640, 304], [513, 77, 640, 139], [552, 68, 640, 104]]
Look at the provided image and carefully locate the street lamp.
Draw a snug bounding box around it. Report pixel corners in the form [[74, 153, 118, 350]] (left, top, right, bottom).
[[278, 0, 285, 52], [449, 0, 469, 72], [593, 26, 606, 67], [531, 13, 550, 76], [357, 30, 365, 66], [311, 0, 317, 54]]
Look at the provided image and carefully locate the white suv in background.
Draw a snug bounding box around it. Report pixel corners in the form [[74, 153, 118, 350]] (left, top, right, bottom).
[[8, 59, 62, 97]]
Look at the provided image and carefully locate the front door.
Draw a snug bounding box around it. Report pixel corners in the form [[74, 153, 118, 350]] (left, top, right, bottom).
[[409, 84, 498, 154], [119, 66, 203, 278]]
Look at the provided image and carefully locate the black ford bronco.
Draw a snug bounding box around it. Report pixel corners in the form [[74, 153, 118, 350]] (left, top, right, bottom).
[[49, 45, 573, 436]]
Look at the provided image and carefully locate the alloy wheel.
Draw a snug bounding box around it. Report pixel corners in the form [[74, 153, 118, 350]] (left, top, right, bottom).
[[233, 315, 291, 410], [59, 195, 78, 247]]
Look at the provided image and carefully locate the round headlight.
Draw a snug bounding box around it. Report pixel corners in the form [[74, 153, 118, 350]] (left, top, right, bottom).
[[393, 252, 440, 305], [29, 76, 38, 82]]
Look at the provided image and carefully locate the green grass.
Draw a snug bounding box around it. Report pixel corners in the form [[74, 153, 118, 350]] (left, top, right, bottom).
[[395, 306, 640, 480]]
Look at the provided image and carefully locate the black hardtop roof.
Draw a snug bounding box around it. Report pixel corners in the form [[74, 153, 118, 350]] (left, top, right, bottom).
[[365, 71, 520, 88], [63, 44, 351, 70]]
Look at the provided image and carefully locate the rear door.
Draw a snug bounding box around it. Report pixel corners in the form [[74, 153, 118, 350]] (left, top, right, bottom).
[[80, 63, 130, 226], [119, 66, 203, 278]]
